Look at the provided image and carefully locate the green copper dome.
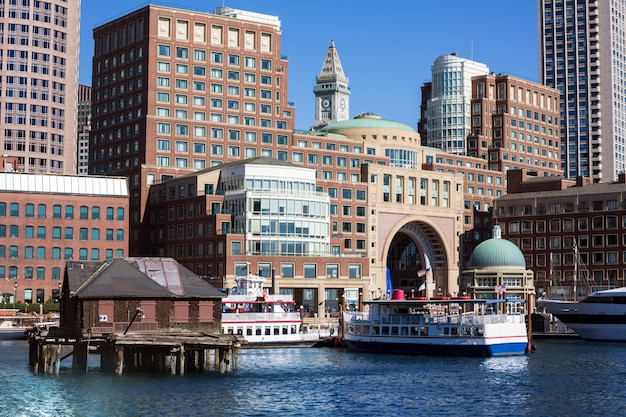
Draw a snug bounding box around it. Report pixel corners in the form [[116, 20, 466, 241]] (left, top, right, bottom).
[[320, 112, 416, 133], [468, 225, 526, 268]]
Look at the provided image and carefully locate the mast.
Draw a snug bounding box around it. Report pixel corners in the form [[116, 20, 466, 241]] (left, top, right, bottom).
[[573, 243, 578, 301], [549, 252, 553, 299]]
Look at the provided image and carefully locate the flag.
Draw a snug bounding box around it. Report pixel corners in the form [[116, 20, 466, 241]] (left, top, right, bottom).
[[495, 285, 503, 293], [427, 282, 436, 290], [417, 269, 427, 277], [385, 268, 393, 298], [418, 283, 426, 291]]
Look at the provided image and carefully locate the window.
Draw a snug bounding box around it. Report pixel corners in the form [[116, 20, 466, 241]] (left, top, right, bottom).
[[176, 47, 188, 59], [304, 264, 317, 278], [158, 45, 171, 56]]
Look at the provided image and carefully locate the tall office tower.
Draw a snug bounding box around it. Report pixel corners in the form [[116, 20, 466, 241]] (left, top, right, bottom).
[[424, 53, 489, 154], [0, 0, 80, 174], [312, 40, 350, 130], [77, 84, 91, 175], [539, 0, 626, 182], [90, 5, 295, 256]]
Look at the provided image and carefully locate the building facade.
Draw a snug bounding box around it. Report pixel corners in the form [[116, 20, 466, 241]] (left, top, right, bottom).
[[145, 112, 463, 317], [420, 60, 563, 269], [0, 0, 80, 174], [495, 169, 626, 299], [469, 73, 561, 174], [0, 172, 129, 306], [89, 5, 295, 256], [422, 53, 489, 154], [538, 0, 625, 181], [77, 84, 91, 175]]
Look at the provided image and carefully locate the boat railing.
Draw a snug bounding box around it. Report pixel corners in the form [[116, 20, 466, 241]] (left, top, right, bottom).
[[223, 311, 301, 321], [224, 295, 295, 303], [346, 310, 523, 327]]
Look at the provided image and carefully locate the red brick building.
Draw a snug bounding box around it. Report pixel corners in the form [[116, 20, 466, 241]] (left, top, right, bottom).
[[0, 172, 129, 305], [89, 5, 294, 256], [496, 169, 626, 299]]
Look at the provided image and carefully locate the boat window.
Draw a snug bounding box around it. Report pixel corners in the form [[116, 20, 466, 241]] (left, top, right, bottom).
[[420, 326, 428, 336], [265, 328, 271, 335], [381, 326, 389, 335], [473, 327, 483, 337], [451, 327, 459, 336], [411, 327, 419, 336], [391, 327, 399, 335], [247, 328, 252, 336], [444, 327, 450, 336], [400, 327, 408, 336], [290, 325, 297, 334], [256, 327, 262, 335], [274, 327, 280, 335]]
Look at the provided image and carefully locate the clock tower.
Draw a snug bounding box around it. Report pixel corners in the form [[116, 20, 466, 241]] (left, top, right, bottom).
[[312, 40, 350, 130]]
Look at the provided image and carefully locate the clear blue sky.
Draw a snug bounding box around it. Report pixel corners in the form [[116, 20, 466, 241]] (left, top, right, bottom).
[[80, 1, 538, 130]]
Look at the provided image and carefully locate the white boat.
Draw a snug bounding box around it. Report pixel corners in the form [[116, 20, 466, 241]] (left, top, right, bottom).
[[343, 290, 529, 356], [537, 287, 626, 341], [0, 320, 28, 340], [221, 275, 333, 347]]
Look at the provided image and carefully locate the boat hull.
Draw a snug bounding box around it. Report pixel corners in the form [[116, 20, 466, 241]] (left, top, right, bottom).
[[344, 338, 528, 357], [538, 299, 626, 341], [0, 328, 28, 340]]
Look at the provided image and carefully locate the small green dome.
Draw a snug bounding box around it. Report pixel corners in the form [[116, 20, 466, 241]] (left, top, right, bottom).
[[320, 112, 416, 133], [468, 225, 526, 268]]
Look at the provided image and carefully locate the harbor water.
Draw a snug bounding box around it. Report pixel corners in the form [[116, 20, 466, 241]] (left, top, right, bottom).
[[1, 338, 625, 417]]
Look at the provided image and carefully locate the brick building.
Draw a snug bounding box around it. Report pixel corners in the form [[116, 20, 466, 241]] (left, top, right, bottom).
[[0, 172, 129, 305], [495, 169, 626, 299], [89, 5, 294, 256]]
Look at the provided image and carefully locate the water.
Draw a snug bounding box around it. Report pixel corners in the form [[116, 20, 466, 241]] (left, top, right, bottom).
[[1, 338, 625, 417]]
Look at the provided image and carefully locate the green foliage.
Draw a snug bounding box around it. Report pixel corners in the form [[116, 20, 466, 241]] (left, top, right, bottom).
[[13, 301, 60, 314]]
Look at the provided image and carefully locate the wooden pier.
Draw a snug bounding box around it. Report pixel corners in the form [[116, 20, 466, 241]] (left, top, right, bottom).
[[28, 329, 243, 375]]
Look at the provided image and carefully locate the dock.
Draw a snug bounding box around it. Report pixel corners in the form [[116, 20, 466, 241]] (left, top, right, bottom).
[[28, 328, 243, 375]]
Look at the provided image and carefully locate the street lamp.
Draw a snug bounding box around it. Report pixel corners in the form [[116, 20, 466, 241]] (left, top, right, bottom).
[[13, 281, 17, 309]]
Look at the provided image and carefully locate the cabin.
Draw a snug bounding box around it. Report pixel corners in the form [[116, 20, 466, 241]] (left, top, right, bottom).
[[58, 257, 225, 337]]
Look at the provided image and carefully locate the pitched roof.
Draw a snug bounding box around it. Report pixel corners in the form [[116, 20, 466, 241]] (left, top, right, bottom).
[[66, 258, 224, 299]]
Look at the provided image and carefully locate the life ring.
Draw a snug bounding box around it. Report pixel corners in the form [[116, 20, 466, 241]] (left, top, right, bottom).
[[262, 290, 268, 298]]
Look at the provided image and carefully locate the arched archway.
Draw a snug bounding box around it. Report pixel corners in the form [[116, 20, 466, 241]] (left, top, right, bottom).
[[385, 220, 451, 296]]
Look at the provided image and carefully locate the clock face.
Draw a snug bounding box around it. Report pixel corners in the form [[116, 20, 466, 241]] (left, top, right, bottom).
[[321, 98, 330, 109], [340, 98, 346, 110]]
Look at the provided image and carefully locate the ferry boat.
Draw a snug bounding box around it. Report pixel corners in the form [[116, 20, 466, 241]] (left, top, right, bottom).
[[343, 290, 529, 356], [537, 287, 626, 341], [221, 275, 331, 347]]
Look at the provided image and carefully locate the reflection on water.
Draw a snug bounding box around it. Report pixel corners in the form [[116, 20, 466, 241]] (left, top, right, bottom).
[[1, 339, 626, 416]]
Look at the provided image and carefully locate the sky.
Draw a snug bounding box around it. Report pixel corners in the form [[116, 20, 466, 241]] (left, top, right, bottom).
[[79, 1, 538, 130]]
